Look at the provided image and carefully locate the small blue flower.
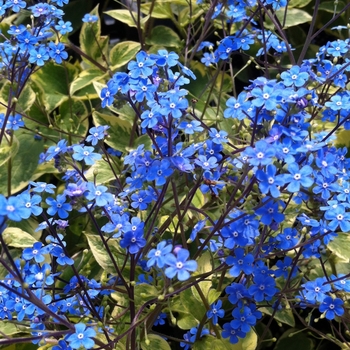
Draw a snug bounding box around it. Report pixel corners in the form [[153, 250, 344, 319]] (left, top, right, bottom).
[[207, 300, 224, 324], [65, 323, 96, 349], [49, 42, 68, 64], [55, 20, 73, 35], [22, 242, 50, 263], [120, 230, 146, 254], [147, 241, 173, 268], [86, 126, 109, 145], [319, 297, 344, 320], [281, 66, 309, 87], [164, 249, 197, 281], [85, 183, 113, 207], [284, 163, 314, 193], [46, 194, 72, 219], [29, 46, 50, 66], [82, 14, 98, 23], [154, 312, 167, 326], [72, 145, 102, 165]]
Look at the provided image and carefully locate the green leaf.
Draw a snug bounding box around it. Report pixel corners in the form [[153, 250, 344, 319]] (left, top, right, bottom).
[[92, 111, 132, 153], [85, 234, 121, 273], [0, 82, 36, 113], [58, 98, 89, 138], [109, 41, 141, 69], [0, 321, 18, 336], [193, 330, 257, 350], [335, 129, 350, 148], [177, 313, 199, 329], [60, 0, 93, 35], [80, 5, 109, 65], [134, 283, 159, 307], [191, 251, 213, 303], [70, 68, 104, 95], [288, 0, 313, 7], [85, 158, 121, 185], [0, 134, 19, 167], [141, 334, 171, 350], [317, 1, 346, 13], [260, 306, 295, 327], [146, 25, 182, 47], [328, 232, 350, 262], [180, 288, 206, 322], [140, 2, 173, 19], [264, 8, 312, 29], [105, 9, 140, 29], [31, 61, 78, 112], [2, 227, 37, 248], [207, 289, 221, 305], [0, 131, 45, 194], [274, 329, 314, 350]]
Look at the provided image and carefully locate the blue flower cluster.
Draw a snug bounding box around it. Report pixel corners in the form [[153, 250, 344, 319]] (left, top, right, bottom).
[[1, 0, 350, 348]]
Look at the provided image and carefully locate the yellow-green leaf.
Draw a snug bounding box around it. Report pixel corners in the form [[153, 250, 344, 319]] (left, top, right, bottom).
[[0, 134, 19, 167], [109, 41, 141, 69], [141, 334, 171, 350], [105, 9, 140, 29], [2, 227, 37, 248]]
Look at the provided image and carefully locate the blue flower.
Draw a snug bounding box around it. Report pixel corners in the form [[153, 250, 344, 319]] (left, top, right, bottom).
[[29, 46, 50, 66], [22, 242, 50, 263], [319, 297, 344, 320], [0, 195, 27, 221], [82, 14, 98, 23], [55, 20, 73, 35], [164, 249, 197, 281], [281, 66, 309, 87], [18, 192, 43, 218], [301, 277, 331, 303], [160, 95, 189, 119], [52, 340, 72, 350], [284, 163, 314, 193], [243, 140, 275, 166], [325, 94, 350, 111], [45, 140, 68, 161], [29, 181, 56, 193], [324, 204, 350, 232], [222, 322, 246, 344], [255, 198, 285, 225], [231, 305, 257, 333], [46, 194, 72, 219], [224, 92, 250, 120], [274, 257, 298, 279], [226, 248, 254, 277], [154, 312, 167, 326], [146, 159, 173, 186], [65, 323, 96, 349], [85, 183, 113, 207], [147, 241, 173, 268], [178, 120, 203, 134], [128, 51, 155, 78], [208, 128, 228, 144], [48, 42, 68, 64], [72, 145, 102, 165], [327, 40, 349, 57], [251, 84, 279, 110], [195, 155, 218, 170], [256, 164, 285, 198], [248, 274, 277, 302], [120, 230, 146, 254], [7, 0, 26, 12], [207, 300, 224, 324]]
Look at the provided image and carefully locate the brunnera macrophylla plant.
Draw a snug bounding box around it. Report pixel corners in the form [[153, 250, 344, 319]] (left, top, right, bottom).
[[1, 0, 350, 349]]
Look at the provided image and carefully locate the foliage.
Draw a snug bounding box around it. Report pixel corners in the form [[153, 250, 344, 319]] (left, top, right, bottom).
[[0, 0, 350, 350]]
